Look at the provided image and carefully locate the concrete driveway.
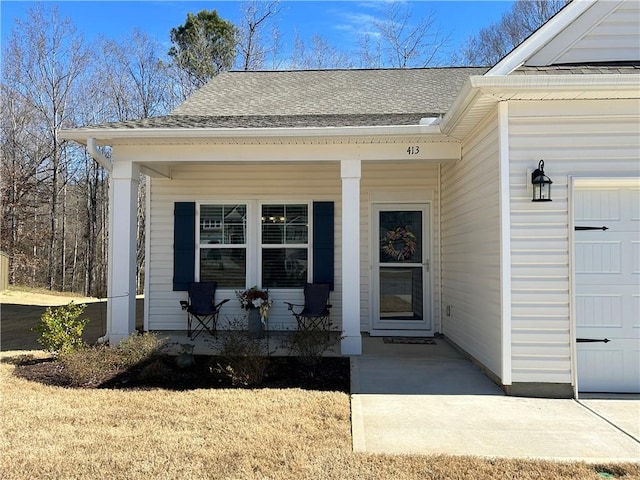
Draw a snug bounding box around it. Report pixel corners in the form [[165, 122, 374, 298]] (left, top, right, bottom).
[[351, 337, 640, 462]]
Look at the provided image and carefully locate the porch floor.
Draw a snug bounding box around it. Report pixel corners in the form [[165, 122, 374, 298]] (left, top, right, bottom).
[[354, 334, 501, 395]]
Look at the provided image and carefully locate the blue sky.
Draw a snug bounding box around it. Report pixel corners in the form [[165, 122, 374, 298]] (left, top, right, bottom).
[[1, 1, 515, 64]]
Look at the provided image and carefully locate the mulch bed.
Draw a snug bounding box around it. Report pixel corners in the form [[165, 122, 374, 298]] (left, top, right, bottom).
[[12, 355, 351, 392]]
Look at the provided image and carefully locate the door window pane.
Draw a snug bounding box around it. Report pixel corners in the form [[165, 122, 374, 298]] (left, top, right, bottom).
[[379, 267, 423, 320], [379, 211, 422, 263]]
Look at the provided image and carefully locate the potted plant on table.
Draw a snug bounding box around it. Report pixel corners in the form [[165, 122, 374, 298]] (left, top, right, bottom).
[[236, 286, 272, 338]]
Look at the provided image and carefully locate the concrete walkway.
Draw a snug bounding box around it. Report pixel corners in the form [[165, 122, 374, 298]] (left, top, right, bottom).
[[351, 337, 640, 462]]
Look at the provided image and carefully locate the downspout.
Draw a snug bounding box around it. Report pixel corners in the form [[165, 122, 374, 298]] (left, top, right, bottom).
[[438, 162, 443, 335], [87, 137, 113, 172], [86, 137, 113, 344]]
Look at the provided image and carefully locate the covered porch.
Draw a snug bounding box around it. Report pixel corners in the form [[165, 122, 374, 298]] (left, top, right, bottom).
[[89, 128, 460, 355]]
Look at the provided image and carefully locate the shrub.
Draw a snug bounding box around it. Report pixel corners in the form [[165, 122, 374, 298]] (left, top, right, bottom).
[[285, 328, 343, 367], [59, 332, 165, 387], [212, 317, 270, 386], [60, 344, 121, 387], [33, 301, 88, 356], [116, 332, 166, 367]]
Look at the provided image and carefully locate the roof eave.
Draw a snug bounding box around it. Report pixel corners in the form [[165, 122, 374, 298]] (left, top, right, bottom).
[[441, 74, 640, 136], [59, 123, 444, 146]]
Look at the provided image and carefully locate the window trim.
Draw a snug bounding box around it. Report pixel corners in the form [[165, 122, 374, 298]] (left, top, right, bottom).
[[194, 200, 314, 290]]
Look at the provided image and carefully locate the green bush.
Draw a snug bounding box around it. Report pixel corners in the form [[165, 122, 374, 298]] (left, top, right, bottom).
[[33, 301, 88, 356]]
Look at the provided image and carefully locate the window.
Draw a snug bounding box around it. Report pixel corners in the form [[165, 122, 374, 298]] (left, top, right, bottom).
[[198, 204, 246, 288], [261, 204, 308, 288], [174, 201, 333, 292]]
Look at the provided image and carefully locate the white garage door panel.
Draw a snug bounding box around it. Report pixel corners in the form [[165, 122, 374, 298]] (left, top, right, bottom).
[[576, 294, 622, 328], [575, 183, 640, 393], [577, 341, 640, 393]]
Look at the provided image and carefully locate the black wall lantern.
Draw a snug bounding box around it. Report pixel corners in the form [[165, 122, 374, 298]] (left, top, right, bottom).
[[531, 160, 552, 202]]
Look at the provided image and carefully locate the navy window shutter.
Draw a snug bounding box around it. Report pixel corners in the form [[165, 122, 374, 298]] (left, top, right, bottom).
[[173, 202, 195, 291], [313, 201, 334, 290]]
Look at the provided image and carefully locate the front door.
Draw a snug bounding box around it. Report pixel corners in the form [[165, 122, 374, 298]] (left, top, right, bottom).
[[372, 204, 432, 334]]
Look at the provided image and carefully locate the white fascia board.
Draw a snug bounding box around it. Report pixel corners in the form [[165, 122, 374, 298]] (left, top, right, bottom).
[[486, 0, 597, 76], [59, 123, 443, 146], [440, 74, 640, 134], [438, 78, 480, 136], [472, 73, 640, 95]]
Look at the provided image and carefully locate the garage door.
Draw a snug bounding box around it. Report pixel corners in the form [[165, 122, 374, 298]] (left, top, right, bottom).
[[575, 181, 640, 393]]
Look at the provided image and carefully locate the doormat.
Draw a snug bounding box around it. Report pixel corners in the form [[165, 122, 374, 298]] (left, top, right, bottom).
[[383, 337, 436, 345]]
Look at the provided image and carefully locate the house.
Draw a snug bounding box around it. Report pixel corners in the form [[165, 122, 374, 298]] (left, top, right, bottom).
[[61, 0, 640, 397]]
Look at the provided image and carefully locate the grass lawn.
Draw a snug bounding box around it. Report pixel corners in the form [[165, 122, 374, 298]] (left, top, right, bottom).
[[1, 351, 638, 480]]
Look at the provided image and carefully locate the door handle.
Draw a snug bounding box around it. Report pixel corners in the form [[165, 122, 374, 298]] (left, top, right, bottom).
[[423, 260, 430, 272]]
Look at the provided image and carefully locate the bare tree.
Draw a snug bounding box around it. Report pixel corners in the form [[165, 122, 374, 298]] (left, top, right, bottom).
[[96, 30, 174, 120], [2, 5, 175, 295], [457, 0, 569, 66], [290, 31, 353, 70], [359, 3, 450, 68], [0, 84, 50, 285], [94, 30, 173, 294], [236, 1, 282, 71], [2, 5, 90, 290]]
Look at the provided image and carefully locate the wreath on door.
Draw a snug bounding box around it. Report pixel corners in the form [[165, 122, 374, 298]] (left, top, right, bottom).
[[381, 226, 417, 261]]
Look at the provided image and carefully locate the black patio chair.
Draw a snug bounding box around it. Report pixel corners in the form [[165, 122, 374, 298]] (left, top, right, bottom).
[[180, 282, 229, 339], [284, 283, 332, 333]]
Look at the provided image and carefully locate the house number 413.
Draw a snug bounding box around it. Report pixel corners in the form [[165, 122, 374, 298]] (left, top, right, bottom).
[[406, 146, 420, 155]]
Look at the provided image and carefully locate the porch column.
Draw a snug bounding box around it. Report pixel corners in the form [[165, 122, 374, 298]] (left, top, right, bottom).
[[341, 159, 362, 355], [107, 160, 140, 345]]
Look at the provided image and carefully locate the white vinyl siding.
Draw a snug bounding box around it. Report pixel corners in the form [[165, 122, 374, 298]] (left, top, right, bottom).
[[552, 2, 640, 64], [441, 108, 503, 377], [147, 160, 441, 333], [526, 0, 640, 66], [508, 99, 640, 385], [147, 163, 341, 331]]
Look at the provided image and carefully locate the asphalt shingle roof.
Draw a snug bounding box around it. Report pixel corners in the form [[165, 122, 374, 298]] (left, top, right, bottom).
[[78, 65, 636, 131], [85, 68, 487, 130], [171, 68, 489, 118]]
